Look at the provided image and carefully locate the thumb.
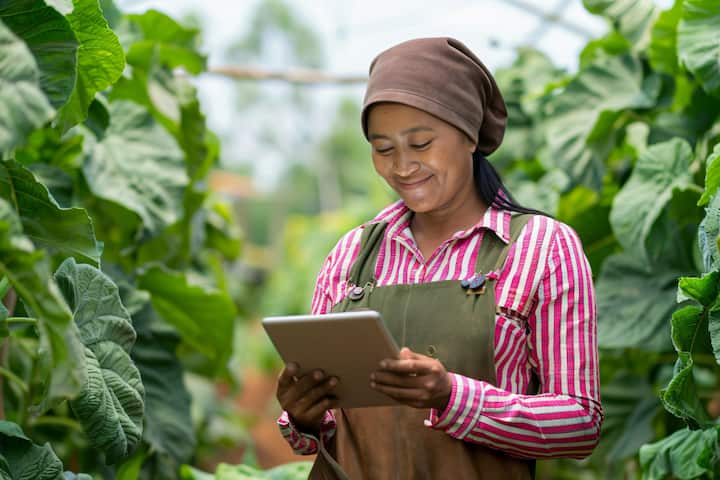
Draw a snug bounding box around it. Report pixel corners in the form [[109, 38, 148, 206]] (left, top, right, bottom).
[[399, 347, 419, 359]]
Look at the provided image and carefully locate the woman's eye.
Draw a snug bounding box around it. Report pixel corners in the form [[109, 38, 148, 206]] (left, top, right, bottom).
[[411, 140, 432, 150], [375, 146, 394, 155]]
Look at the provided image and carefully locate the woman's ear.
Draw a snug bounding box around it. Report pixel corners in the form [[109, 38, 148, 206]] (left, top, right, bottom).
[[467, 138, 478, 154], [463, 132, 477, 154]]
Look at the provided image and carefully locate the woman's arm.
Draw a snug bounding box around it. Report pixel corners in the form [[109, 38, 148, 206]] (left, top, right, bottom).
[[276, 227, 364, 455], [426, 221, 603, 459]]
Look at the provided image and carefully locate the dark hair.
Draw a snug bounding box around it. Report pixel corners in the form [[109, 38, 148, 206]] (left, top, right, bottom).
[[473, 150, 551, 217]]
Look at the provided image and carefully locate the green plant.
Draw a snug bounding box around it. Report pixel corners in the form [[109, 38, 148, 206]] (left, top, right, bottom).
[[181, 461, 312, 480], [0, 1, 241, 478], [490, 0, 720, 478]]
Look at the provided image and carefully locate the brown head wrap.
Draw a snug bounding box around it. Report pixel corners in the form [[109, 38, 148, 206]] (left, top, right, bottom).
[[361, 37, 507, 155]]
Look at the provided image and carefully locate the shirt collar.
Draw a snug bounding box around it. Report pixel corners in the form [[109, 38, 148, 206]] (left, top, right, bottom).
[[368, 200, 513, 245]]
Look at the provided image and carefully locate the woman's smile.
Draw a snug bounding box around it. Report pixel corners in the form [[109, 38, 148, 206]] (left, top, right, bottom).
[[396, 175, 433, 190]]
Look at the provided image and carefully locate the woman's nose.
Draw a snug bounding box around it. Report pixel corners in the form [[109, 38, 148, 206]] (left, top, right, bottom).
[[393, 151, 420, 177]]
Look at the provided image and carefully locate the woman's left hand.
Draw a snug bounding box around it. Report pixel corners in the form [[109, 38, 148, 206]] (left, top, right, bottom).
[[370, 347, 452, 410]]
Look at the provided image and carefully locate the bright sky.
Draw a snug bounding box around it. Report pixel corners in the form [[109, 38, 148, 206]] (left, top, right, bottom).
[[116, 0, 615, 187]]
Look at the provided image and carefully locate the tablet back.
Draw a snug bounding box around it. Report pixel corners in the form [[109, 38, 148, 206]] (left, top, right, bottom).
[[262, 310, 400, 408]]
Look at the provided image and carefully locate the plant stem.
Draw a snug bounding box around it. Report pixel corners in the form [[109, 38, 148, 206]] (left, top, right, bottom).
[[0, 288, 16, 420], [0, 288, 15, 420], [4, 317, 37, 326], [0, 366, 28, 394], [28, 415, 83, 432]]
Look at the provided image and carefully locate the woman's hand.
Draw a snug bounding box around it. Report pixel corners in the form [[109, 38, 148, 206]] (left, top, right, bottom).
[[369, 347, 452, 410], [276, 362, 339, 436]]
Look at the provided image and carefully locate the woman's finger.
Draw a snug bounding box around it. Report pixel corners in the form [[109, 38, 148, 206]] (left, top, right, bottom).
[[371, 370, 425, 388], [371, 381, 428, 402], [278, 369, 326, 406], [294, 376, 339, 412], [378, 358, 440, 375], [277, 362, 299, 389], [303, 396, 338, 423]]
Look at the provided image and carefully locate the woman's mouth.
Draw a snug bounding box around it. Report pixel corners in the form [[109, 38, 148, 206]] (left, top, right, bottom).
[[397, 176, 432, 190]]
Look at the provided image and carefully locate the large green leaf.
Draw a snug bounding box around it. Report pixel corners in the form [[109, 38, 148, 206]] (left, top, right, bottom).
[[699, 143, 720, 206], [492, 47, 564, 165], [83, 100, 187, 234], [54, 258, 144, 464], [508, 169, 568, 217], [0, 197, 85, 405], [597, 252, 686, 351], [0, 20, 54, 153], [678, 0, 720, 97], [639, 426, 719, 479], [0, 421, 64, 480], [0, 160, 100, 265], [578, 31, 631, 70], [124, 10, 206, 74], [556, 185, 617, 274], [709, 307, 720, 366], [661, 308, 712, 427], [542, 54, 658, 189], [648, 85, 720, 147], [180, 462, 313, 480], [677, 271, 720, 307], [699, 190, 720, 272], [583, 0, 658, 49], [110, 70, 217, 182], [609, 138, 694, 264], [55, 0, 125, 132], [0, 0, 77, 109], [137, 265, 235, 374], [648, 0, 683, 75], [659, 272, 719, 429], [128, 299, 195, 480]]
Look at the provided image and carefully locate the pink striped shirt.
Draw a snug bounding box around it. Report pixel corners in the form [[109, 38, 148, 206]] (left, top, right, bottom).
[[278, 200, 602, 459]]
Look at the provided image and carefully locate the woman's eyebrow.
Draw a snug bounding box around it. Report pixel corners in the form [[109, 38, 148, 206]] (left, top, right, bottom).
[[368, 126, 434, 140]]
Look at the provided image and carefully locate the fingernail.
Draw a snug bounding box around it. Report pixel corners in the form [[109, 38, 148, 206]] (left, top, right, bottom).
[[370, 381, 376, 389], [329, 377, 338, 386], [370, 373, 375, 381], [379, 361, 387, 369], [314, 371, 324, 380]]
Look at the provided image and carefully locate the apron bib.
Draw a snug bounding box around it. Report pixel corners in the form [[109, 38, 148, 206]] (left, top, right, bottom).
[[310, 214, 536, 480]]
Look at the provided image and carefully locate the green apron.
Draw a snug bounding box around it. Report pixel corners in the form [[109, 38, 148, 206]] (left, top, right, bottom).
[[310, 213, 536, 479]]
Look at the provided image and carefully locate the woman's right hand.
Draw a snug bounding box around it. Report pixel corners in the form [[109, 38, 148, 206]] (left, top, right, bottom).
[[276, 362, 339, 436]]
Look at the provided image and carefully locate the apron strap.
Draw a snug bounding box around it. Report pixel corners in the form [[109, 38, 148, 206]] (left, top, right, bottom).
[[474, 213, 532, 274], [317, 436, 352, 480], [347, 221, 388, 287]]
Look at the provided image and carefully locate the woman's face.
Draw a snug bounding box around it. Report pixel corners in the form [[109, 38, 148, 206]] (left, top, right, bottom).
[[367, 102, 478, 215]]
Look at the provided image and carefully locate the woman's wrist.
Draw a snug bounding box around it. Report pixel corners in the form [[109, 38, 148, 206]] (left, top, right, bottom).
[[289, 414, 321, 438]]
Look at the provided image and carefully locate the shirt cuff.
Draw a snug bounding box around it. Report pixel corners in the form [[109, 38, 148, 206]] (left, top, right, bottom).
[[424, 373, 487, 440], [277, 410, 337, 455]]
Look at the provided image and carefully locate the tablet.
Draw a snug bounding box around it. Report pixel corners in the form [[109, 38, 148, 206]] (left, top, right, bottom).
[[262, 310, 400, 408]]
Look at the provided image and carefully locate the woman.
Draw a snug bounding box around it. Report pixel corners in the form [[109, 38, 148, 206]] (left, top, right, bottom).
[[275, 37, 602, 479]]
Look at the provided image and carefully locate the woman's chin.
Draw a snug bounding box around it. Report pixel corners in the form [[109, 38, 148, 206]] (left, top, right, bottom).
[[399, 196, 435, 213]]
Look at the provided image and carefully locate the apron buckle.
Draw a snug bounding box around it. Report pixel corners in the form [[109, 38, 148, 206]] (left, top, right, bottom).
[[461, 272, 487, 294], [348, 281, 374, 301]]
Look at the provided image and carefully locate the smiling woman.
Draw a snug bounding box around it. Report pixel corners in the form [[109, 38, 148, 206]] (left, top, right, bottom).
[[274, 37, 602, 480]]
